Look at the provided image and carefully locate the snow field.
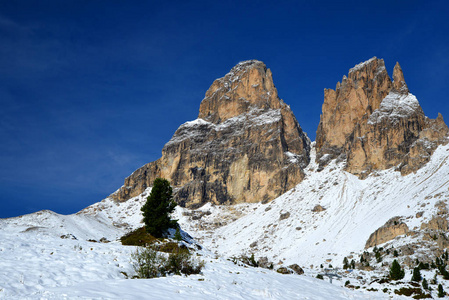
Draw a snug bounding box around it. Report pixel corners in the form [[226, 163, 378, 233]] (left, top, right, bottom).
[[0, 230, 400, 299], [0, 232, 134, 299]]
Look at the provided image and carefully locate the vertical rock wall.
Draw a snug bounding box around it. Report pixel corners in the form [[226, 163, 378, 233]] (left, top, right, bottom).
[[111, 60, 310, 207], [316, 57, 448, 177]]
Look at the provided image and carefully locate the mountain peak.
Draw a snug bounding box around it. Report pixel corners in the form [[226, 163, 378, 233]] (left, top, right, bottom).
[[231, 59, 266, 71], [316, 57, 447, 177], [348, 56, 380, 73], [111, 60, 310, 206], [198, 60, 280, 124], [392, 62, 409, 94]]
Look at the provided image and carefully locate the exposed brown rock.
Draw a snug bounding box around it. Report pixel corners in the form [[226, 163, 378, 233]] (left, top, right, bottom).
[[392, 62, 409, 94], [316, 57, 392, 164], [421, 213, 449, 249], [111, 60, 310, 207], [257, 256, 271, 269], [288, 264, 304, 275], [316, 57, 448, 177], [365, 217, 409, 248], [276, 267, 293, 274], [312, 204, 326, 212], [421, 216, 448, 231], [279, 212, 290, 220]]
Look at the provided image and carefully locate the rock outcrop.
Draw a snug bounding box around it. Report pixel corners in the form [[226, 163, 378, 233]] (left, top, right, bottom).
[[316, 57, 448, 177], [365, 217, 409, 249], [111, 60, 310, 207]]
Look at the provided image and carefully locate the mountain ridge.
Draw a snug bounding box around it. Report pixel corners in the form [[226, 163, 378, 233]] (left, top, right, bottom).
[[112, 57, 448, 207], [111, 60, 311, 207], [316, 57, 448, 177]]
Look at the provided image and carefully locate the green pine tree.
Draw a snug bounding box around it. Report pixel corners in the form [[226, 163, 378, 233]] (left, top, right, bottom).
[[343, 257, 349, 269], [375, 251, 382, 263], [141, 178, 177, 238], [389, 259, 405, 280], [438, 283, 445, 298], [411, 267, 422, 282], [422, 278, 429, 290]]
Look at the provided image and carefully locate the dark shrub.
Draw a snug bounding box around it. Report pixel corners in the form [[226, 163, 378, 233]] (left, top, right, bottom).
[[121, 227, 157, 246]]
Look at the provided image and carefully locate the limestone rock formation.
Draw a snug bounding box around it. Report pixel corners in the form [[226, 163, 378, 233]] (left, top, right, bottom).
[[316, 57, 448, 177], [111, 60, 310, 207], [365, 217, 409, 249]]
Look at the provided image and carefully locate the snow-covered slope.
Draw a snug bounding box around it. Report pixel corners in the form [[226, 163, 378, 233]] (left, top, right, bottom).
[[1, 142, 449, 298], [178, 142, 449, 268], [0, 209, 125, 242], [0, 203, 397, 299], [70, 140, 449, 270]]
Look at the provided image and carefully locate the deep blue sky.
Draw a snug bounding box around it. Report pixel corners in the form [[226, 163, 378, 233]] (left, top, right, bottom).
[[1, 1, 448, 218]]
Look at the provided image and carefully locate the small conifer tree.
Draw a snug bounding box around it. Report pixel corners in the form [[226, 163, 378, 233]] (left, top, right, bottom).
[[438, 283, 445, 298], [350, 259, 355, 269], [375, 251, 382, 263], [422, 278, 429, 290], [141, 178, 177, 238], [439, 264, 449, 279], [389, 259, 405, 280], [343, 257, 349, 269], [411, 267, 422, 282]]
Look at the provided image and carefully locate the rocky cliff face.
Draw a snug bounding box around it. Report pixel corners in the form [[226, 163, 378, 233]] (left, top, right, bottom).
[[316, 57, 448, 177], [365, 217, 409, 249], [111, 60, 310, 207], [111, 57, 447, 207]]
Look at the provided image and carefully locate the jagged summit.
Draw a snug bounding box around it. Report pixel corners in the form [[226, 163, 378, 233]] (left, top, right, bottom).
[[198, 59, 281, 124], [111, 60, 310, 207], [229, 59, 265, 73], [316, 57, 448, 177], [392, 62, 409, 94], [111, 57, 447, 207], [348, 56, 382, 73]]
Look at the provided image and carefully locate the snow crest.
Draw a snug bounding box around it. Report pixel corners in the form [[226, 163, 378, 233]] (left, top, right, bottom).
[[368, 92, 421, 124], [349, 57, 378, 73], [165, 108, 282, 146]]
